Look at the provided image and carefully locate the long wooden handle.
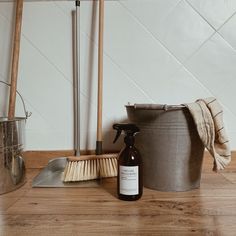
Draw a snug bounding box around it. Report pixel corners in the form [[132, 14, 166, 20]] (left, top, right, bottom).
[[96, 0, 104, 154], [8, 0, 24, 120]]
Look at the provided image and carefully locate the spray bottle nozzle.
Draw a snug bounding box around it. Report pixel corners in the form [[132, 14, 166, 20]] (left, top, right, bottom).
[[113, 123, 140, 144]]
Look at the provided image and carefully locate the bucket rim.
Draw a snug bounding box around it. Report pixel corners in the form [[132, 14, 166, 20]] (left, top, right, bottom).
[[0, 117, 27, 123], [126, 104, 185, 111]]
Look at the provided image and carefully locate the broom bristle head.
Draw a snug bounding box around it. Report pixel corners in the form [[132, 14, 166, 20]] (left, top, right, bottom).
[[62, 153, 118, 182]]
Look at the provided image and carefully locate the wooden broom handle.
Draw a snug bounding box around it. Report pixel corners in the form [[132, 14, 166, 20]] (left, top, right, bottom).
[[8, 0, 24, 120], [97, 0, 104, 143]]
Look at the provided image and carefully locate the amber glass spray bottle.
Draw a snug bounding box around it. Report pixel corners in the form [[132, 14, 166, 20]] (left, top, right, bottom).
[[113, 124, 143, 201]]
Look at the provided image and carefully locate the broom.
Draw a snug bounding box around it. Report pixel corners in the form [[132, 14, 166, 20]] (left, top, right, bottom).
[[63, 0, 118, 182]]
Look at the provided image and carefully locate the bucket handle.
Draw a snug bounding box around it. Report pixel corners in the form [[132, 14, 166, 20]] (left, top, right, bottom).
[[133, 104, 185, 111], [0, 80, 31, 119]]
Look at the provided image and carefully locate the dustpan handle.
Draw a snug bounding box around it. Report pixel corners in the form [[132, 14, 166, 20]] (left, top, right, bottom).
[[96, 0, 104, 155], [8, 0, 24, 120]]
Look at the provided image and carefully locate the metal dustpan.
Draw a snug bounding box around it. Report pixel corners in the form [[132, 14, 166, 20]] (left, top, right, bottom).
[[32, 2, 98, 188], [32, 158, 99, 187]]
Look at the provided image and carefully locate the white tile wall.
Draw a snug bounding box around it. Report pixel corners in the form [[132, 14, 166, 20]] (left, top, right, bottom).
[[22, 2, 74, 82], [123, 0, 215, 62], [187, 0, 236, 29], [0, 13, 12, 80], [0, 0, 236, 150], [219, 13, 236, 50]]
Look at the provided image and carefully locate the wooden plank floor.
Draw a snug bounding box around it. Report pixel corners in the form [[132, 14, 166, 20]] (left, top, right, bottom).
[[0, 156, 236, 236]]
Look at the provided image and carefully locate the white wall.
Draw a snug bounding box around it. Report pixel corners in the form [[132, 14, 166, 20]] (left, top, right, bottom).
[[1, 0, 236, 150]]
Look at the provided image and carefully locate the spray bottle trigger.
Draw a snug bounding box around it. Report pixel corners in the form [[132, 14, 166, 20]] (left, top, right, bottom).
[[113, 130, 121, 143]]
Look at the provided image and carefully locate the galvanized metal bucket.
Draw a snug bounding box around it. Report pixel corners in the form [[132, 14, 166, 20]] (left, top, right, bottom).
[[0, 118, 26, 194], [0, 81, 30, 194], [126, 104, 204, 192]]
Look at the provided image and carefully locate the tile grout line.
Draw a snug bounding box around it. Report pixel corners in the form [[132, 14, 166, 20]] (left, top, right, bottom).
[[172, 0, 236, 108], [53, 1, 70, 16], [4, 0, 236, 119], [118, 0, 224, 107], [213, 33, 236, 119], [103, 53, 155, 103], [117, 0, 190, 102], [20, 97, 55, 127], [25, 2, 154, 108], [20, 36, 99, 120], [1, 13, 154, 120], [180, 31, 236, 119], [21, 35, 72, 84], [53, 1, 74, 16], [180, 65, 236, 120], [217, 31, 236, 53], [0, 73, 52, 125], [217, 11, 236, 33], [80, 27, 156, 103], [180, 3, 236, 119], [119, 0, 215, 68], [0, 72, 68, 128], [4, 0, 209, 108], [117, 0, 223, 105], [185, 0, 236, 56], [0, 2, 74, 85], [182, 31, 216, 64], [0, 7, 12, 22], [118, 0, 183, 67], [186, 0, 236, 35], [181, 0, 218, 63], [185, 0, 217, 31]]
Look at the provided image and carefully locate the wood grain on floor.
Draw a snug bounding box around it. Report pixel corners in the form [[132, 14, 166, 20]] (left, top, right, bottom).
[[0, 155, 236, 235]]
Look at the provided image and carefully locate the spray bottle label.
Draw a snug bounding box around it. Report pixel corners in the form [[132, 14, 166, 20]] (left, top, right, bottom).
[[120, 166, 138, 195]]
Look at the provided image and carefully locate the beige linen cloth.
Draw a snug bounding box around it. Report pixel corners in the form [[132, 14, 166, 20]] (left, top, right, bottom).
[[185, 97, 231, 172]]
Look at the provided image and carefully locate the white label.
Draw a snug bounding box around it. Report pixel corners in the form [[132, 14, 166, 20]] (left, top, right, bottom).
[[120, 166, 139, 195]]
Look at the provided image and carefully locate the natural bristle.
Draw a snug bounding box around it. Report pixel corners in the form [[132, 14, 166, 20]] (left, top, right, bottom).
[[62, 154, 118, 182]]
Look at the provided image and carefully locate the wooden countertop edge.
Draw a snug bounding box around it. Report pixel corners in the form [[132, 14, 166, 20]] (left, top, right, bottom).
[[22, 150, 236, 170]]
